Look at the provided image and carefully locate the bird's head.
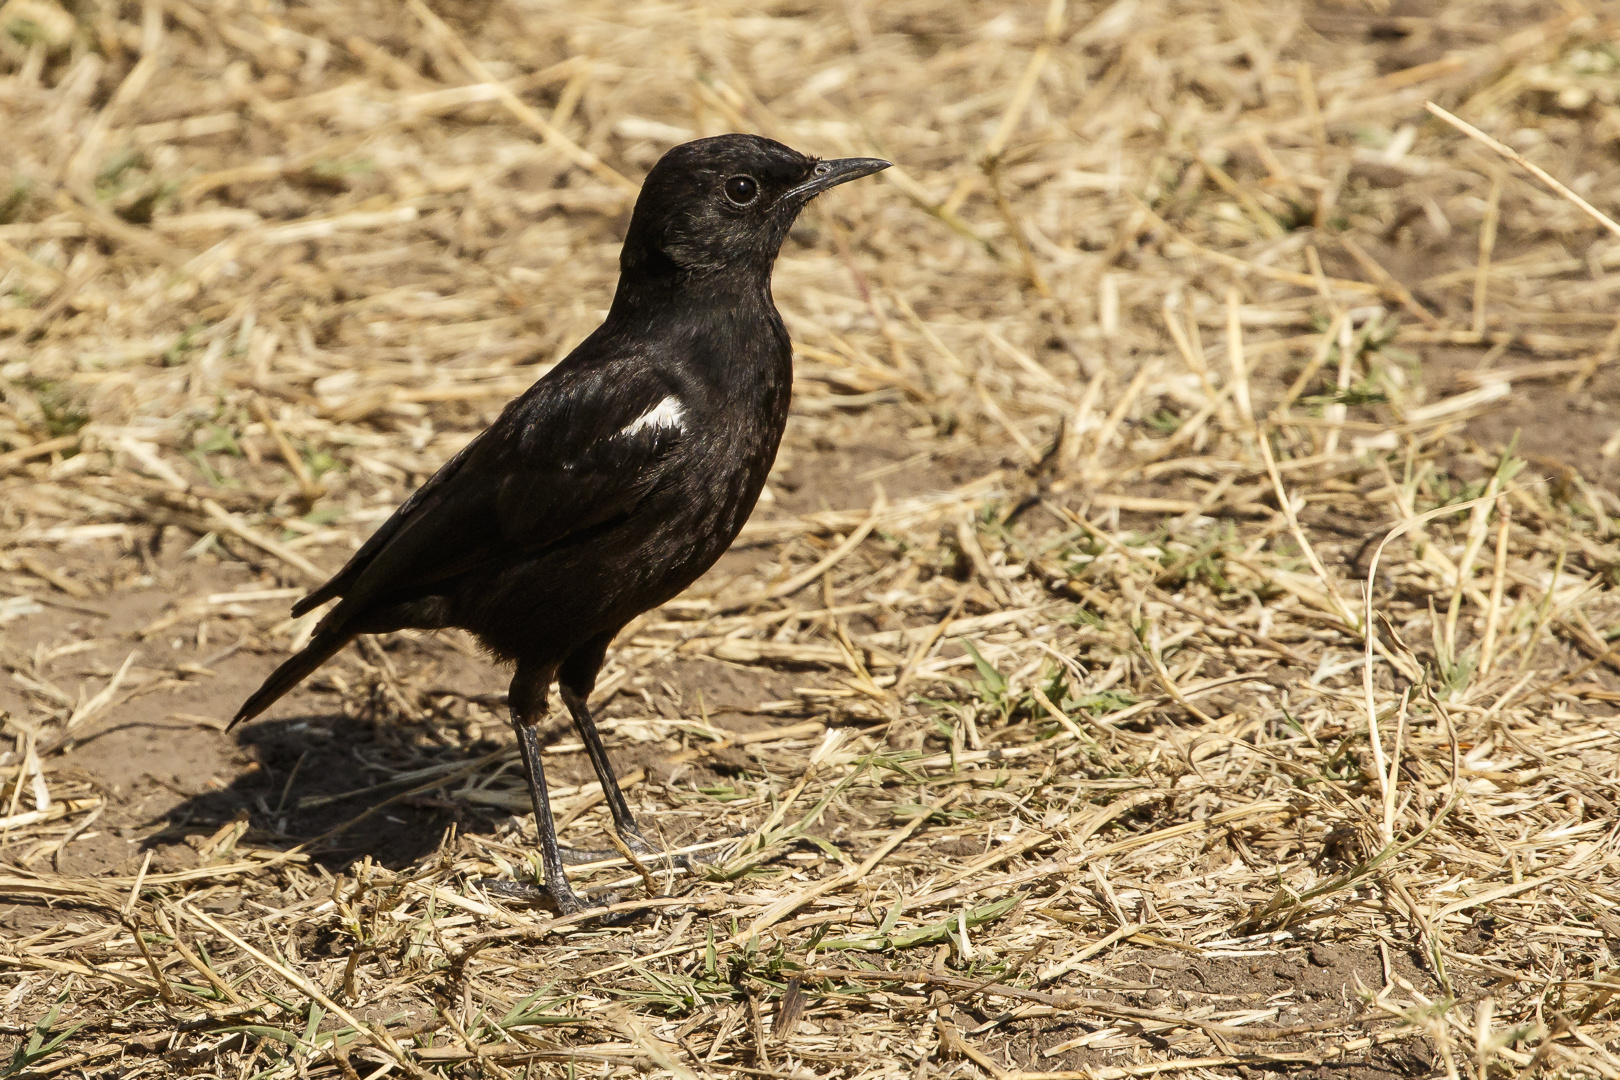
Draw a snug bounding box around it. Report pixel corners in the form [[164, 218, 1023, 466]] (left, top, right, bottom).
[[619, 134, 889, 282]]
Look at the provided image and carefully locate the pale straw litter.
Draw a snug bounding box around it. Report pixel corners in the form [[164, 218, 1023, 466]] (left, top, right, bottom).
[[0, 1, 1617, 1078]]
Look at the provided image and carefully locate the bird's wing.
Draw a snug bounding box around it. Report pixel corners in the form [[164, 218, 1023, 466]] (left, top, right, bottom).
[[295, 356, 686, 624]]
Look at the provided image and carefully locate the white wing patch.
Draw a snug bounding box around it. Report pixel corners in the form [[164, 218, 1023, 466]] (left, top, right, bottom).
[[618, 395, 686, 439]]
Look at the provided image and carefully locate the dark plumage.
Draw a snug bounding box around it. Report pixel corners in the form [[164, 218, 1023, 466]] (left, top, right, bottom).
[[233, 134, 890, 912]]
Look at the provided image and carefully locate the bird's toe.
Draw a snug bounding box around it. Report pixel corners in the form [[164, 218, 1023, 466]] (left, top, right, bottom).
[[475, 876, 593, 915]]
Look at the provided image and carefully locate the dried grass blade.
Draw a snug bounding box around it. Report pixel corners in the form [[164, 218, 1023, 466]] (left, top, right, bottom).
[[405, 0, 635, 195], [179, 904, 433, 1079], [1426, 101, 1620, 240], [737, 788, 961, 942], [1358, 488, 1517, 842]]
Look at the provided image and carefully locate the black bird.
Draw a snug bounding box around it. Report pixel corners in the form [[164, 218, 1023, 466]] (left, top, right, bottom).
[[233, 135, 890, 913]]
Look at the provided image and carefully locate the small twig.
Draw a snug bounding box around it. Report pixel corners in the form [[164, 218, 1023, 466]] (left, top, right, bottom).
[[181, 904, 436, 1080], [1339, 236, 1441, 330], [1477, 500, 1512, 679], [1426, 100, 1620, 241], [1473, 170, 1502, 336], [251, 398, 323, 502], [1148, 587, 1311, 666], [735, 788, 961, 942], [405, 0, 636, 195], [202, 498, 328, 582], [735, 489, 887, 608], [607, 831, 660, 898], [1357, 487, 1520, 843], [1255, 427, 1360, 630]]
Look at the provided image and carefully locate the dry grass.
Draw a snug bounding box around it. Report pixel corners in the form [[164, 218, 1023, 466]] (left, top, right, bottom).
[[1, 0, 1619, 1077]]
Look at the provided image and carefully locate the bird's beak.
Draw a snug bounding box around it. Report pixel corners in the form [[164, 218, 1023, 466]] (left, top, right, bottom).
[[784, 157, 892, 202]]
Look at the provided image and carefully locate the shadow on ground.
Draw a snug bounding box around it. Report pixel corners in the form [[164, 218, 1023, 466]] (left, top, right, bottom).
[[140, 707, 518, 875]]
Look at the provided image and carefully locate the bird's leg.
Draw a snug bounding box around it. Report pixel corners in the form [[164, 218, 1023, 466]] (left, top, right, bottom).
[[559, 684, 707, 872], [548, 643, 697, 871], [558, 685, 657, 854], [509, 667, 588, 914]]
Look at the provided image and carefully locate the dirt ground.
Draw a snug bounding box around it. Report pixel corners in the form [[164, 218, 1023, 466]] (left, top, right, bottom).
[[1, 0, 1619, 1078]]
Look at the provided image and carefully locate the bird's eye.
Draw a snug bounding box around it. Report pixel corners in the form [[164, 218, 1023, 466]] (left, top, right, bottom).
[[724, 175, 759, 206]]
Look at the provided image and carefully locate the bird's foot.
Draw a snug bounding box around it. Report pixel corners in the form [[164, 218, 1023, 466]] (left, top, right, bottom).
[[476, 877, 656, 926], [556, 843, 630, 866], [475, 877, 611, 915], [557, 831, 699, 870]]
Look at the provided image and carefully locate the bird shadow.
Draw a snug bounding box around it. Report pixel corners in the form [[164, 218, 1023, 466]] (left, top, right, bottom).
[[146, 708, 519, 875]]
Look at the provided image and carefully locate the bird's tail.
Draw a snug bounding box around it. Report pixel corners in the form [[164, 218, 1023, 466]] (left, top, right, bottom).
[[229, 630, 351, 730]]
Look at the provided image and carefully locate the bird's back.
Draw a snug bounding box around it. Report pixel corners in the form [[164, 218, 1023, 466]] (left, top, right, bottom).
[[297, 286, 793, 665]]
